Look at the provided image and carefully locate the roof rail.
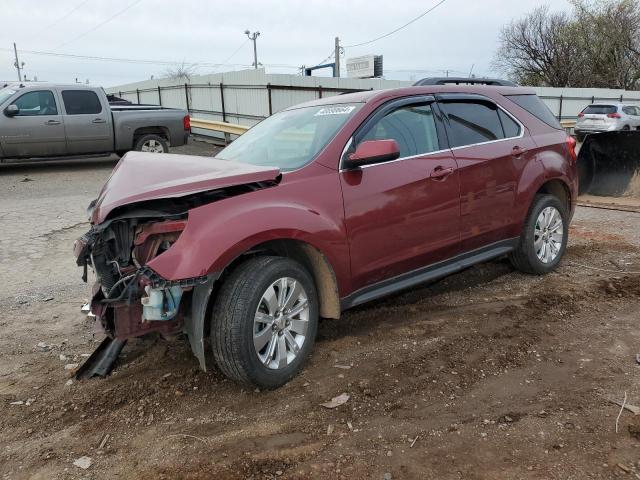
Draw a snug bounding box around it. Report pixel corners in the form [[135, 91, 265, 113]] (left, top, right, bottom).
[[413, 77, 518, 87]]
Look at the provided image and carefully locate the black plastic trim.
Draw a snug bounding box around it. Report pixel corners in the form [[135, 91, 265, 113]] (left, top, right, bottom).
[[340, 238, 518, 310]]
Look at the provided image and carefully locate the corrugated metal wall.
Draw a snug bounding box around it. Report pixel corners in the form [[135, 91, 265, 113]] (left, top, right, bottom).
[[107, 69, 640, 138]]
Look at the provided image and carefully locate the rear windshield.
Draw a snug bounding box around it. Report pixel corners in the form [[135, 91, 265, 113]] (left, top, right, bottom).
[[582, 105, 617, 115], [505, 94, 562, 129]]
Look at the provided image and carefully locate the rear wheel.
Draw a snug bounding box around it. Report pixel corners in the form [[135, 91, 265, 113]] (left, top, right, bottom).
[[509, 194, 568, 275], [210, 256, 319, 389], [134, 134, 168, 153]]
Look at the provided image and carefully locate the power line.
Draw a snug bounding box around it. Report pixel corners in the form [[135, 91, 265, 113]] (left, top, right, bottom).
[[44, 0, 92, 29], [219, 40, 249, 66], [53, 0, 144, 50], [0, 47, 301, 70], [342, 0, 448, 48]]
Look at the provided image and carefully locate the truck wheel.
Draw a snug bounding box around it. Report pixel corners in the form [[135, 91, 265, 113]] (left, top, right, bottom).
[[134, 134, 168, 153], [211, 256, 319, 389], [509, 194, 568, 275]]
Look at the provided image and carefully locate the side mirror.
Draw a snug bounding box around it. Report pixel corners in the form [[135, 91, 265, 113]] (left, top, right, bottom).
[[346, 139, 400, 168], [5, 104, 19, 117]]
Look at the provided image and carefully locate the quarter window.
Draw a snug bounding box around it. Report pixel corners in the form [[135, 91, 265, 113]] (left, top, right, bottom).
[[13, 90, 58, 116], [359, 103, 440, 158], [62, 90, 102, 115], [498, 109, 522, 138], [441, 102, 505, 148]]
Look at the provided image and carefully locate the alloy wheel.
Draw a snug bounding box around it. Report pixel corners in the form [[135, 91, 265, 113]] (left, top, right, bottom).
[[534, 206, 564, 264], [253, 277, 309, 370], [140, 139, 165, 153]]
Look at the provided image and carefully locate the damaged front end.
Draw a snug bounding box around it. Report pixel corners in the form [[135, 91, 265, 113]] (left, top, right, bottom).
[[74, 213, 209, 378], [71, 152, 282, 378]]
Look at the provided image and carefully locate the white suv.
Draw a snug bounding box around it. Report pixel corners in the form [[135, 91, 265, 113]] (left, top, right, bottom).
[[575, 103, 640, 141]]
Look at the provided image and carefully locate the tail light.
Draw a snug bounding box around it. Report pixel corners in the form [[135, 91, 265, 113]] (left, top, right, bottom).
[[607, 113, 621, 119], [183, 114, 191, 131], [566, 135, 577, 162], [577, 112, 585, 117]]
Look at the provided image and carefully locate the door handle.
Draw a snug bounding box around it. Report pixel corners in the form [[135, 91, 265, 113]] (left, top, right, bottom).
[[45, 120, 61, 125], [92, 118, 106, 124], [430, 166, 455, 180], [512, 145, 527, 157]]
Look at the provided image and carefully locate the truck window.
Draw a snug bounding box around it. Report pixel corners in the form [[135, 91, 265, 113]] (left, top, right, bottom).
[[440, 101, 505, 147], [14, 91, 58, 116], [62, 90, 102, 115]]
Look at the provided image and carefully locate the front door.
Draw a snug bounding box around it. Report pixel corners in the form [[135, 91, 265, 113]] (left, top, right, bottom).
[[0, 89, 67, 157], [60, 89, 113, 154], [340, 98, 460, 291]]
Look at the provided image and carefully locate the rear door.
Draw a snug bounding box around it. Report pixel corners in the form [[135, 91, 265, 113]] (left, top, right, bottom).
[[0, 89, 66, 157], [340, 96, 461, 291], [60, 89, 113, 154], [438, 95, 536, 252]]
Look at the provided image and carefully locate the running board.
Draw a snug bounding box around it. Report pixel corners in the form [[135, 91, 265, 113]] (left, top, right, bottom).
[[75, 337, 127, 380], [341, 238, 518, 310]]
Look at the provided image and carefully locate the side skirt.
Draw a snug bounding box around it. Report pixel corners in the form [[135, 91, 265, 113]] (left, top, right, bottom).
[[340, 238, 518, 311]]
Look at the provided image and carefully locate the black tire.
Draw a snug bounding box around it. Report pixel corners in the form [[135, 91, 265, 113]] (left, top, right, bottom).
[[133, 134, 168, 153], [210, 256, 319, 389], [509, 194, 569, 275], [623, 125, 631, 131]]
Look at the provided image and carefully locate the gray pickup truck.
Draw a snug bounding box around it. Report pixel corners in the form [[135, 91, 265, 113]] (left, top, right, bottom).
[[0, 83, 190, 161]]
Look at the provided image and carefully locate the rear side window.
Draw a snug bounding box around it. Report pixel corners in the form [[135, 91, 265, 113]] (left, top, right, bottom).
[[359, 103, 440, 157], [498, 109, 521, 138], [622, 106, 638, 116], [440, 101, 504, 147], [14, 90, 58, 116], [582, 105, 617, 115], [506, 94, 562, 129], [62, 90, 102, 115]]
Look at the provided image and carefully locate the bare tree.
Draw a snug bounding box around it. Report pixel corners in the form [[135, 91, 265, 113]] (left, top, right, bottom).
[[163, 62, 198, 82], [571, 0, 640, 89], [494, 0, 640, 89]]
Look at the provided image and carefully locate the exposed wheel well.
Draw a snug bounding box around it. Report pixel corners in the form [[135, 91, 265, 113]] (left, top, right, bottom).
[[536, 179, 570, 212], [133, 127, 170, 146], [218, 239, 341, 320]]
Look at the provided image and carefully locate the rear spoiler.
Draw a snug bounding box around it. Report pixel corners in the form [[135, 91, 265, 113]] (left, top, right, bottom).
[[413, 77, 518, 87]]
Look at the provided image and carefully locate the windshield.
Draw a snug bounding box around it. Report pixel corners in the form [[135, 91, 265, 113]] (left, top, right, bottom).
[[216, 103, 362, 171], [0, 87, 17, 106]]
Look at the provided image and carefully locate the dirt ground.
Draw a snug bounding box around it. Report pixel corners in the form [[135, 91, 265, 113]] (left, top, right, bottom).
[[2, 142, 640, 480]]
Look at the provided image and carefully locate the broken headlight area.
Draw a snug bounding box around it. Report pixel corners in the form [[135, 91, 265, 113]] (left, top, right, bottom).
[[74, 217, 205, 340]]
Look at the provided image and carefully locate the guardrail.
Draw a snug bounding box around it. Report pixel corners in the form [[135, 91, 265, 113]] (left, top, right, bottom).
[[190, 118, 249, 136]]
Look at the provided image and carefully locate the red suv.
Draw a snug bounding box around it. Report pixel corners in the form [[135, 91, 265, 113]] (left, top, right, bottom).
[[75, 80, 578, 388]]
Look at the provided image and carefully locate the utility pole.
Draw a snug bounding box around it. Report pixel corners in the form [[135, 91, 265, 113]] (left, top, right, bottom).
[[334, 37, 340, 77], [244, 30, 260, 69], [13, 43, 24, 82]]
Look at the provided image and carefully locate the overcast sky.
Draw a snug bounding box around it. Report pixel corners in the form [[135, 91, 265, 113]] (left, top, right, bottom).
[[0, 0, 572, 87]]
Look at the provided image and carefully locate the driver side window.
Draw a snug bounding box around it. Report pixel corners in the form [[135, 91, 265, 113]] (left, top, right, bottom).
[[14, 91, 58, 116], [359, 103, 440, 158]]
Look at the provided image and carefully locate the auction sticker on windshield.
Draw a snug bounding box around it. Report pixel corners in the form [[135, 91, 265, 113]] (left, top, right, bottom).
[[315, 106, 357, 116]]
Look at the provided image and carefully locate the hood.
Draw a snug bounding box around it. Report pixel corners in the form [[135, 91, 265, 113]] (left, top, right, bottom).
[[91, 152, 280, 224]]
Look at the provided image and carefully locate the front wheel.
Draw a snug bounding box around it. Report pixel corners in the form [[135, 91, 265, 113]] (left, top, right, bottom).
[[134, 134, 168, 153], [210, 256, 319, 389], [509, 194, 569, 275]]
